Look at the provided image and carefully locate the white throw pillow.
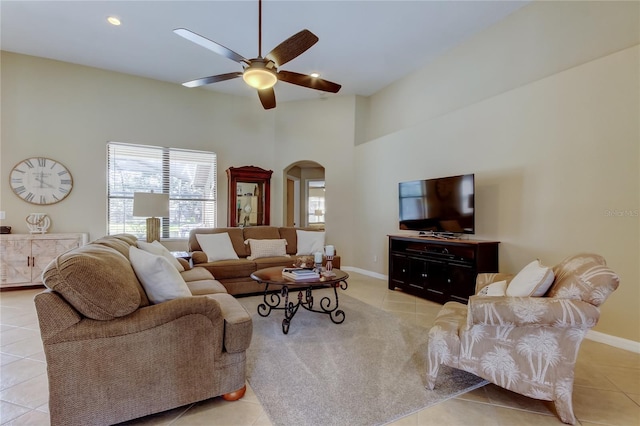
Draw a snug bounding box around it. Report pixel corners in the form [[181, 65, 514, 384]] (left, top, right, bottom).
[[196, 233, 240, 262], [296, 230, 325, 255], [506, 260, 555, 297], [129, 246, 192, 304], [137, 240, 184, 272], [477, 280, 507, 297], [245, 239, 290, 260]]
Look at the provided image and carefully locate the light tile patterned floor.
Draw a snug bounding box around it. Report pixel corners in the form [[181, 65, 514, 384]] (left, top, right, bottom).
[[1, 272, 639, 425]]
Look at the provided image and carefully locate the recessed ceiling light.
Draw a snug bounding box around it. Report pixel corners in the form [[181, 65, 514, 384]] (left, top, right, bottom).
[[107, 16, 121, 26], [310, 73, 320, 78]]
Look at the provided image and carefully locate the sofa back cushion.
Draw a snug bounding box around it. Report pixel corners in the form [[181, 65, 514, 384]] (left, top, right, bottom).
[[189, 228, 247, 257], [547, 253, 620, 307], [278, 227, 298, 255], [89, 234, 150, 307], [42, 244, 143, 320], [91, 234, 138, 258], [243, 226, 280, 240]]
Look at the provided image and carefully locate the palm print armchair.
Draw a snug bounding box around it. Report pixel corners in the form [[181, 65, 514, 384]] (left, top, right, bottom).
[[426, 253, 619, 425]]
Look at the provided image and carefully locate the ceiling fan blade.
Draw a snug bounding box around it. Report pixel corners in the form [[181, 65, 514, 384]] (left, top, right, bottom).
[[258, 88, 276, 110], [278, 71, 341, 93], [266, 29, 319, 67], [182, 72, 242, 88], [174, 28, 248, 64]]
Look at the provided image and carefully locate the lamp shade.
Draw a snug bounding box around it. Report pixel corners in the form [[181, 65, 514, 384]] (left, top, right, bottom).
[[133, 193, 169, 218]]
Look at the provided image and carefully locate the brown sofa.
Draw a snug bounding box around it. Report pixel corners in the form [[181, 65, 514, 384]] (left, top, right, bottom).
[[188, 226, 341, 296], [34, 234, 252, 426]]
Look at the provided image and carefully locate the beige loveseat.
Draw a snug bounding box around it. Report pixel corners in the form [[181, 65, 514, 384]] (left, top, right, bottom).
[[34, 234, 252, 426], [426, 253, 620, 425], [188, 226, 341, 295]]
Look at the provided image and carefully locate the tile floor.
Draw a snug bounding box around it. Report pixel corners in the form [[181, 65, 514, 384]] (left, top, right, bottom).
[[1, 272, 639, 425]]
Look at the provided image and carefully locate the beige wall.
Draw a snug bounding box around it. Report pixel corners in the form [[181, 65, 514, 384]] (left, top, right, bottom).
[[273, 96, 357, 264], [353, 1, 639, 342], [0, 52, 275, 241], [366, 0, 640, 142], [355, 45, 639, 342]]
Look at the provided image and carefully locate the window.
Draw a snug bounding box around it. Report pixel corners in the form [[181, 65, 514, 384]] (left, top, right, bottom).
[[107, 142, 216, 239], [307, 179, 325, 225]]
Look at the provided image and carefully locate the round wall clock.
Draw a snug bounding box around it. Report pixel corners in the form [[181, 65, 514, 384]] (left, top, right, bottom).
[[10, 157, 73, 205]]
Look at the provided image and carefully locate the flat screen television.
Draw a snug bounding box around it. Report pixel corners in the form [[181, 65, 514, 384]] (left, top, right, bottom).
[[398, 174, 475, 234]]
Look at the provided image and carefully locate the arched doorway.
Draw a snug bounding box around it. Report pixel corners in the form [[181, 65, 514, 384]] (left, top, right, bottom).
[[283, 161, 325, 228]]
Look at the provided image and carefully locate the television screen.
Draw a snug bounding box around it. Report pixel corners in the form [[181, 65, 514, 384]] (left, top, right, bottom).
[[399, 174, 475, 234]]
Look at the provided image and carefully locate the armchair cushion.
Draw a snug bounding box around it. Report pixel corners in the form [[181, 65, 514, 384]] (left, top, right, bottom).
[[506, 259, 555, 297], [42, 244, 141, 321], [477, 280, 507, 296]]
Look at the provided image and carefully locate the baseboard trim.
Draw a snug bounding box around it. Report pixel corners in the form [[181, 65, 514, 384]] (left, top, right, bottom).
[[341, 266, 387, 281], [586, 330, 640, 353], [343, 266, 640, 354]]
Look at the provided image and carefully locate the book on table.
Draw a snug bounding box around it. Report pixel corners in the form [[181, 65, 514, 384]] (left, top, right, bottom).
[[282, 268, 320, 281]]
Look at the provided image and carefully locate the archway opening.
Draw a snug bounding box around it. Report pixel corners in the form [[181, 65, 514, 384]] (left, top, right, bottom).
[[283, 161, 325, 228]]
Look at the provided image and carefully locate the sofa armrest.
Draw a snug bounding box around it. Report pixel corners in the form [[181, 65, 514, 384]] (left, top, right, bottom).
[[475, 272, 514, 294], [467, 295, 600, 328], [191, 250, 208, 265], [206, 293, 252, 353], [177, 257, 191, 270], [42, 296, 224, 345], [35, 290, 82, 341]]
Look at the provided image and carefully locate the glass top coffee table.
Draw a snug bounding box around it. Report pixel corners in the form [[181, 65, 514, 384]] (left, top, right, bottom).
[[250, 266, 349, 334]]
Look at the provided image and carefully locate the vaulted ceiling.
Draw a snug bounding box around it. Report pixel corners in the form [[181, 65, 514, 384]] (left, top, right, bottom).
[[1, 0, 529, 103]]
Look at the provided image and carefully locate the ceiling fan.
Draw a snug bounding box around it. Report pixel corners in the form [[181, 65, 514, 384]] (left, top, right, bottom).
[[174, 0, 341, 110]]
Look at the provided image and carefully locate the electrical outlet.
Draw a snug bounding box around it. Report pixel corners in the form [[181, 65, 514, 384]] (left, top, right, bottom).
[[373, 255, 378, 263]]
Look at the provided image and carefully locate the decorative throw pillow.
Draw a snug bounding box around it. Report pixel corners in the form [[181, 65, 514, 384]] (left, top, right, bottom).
[[477, 280, 507, 297], [196, 233, 240, 262], [506, 260, 555, 297], [296, 230, 325, 255], [137, 240, 185, 272], [129, 247, 192, 304], [245, 239, 290, 260]]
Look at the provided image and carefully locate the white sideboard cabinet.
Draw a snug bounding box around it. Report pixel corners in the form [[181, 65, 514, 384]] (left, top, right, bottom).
[[0, 233, 89, 289]]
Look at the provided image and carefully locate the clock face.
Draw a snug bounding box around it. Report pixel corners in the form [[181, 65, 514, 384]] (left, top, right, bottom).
[[10, 157, 73, 205]]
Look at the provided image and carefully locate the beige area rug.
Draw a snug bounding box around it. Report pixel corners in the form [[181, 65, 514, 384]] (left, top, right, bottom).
[[239, 290, 487, 426]]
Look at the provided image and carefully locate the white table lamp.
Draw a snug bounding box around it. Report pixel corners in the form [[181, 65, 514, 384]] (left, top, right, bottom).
[[133, 192, 169, 242]]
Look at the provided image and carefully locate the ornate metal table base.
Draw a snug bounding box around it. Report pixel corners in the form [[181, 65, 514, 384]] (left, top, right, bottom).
[[257, 280, 348, 334]]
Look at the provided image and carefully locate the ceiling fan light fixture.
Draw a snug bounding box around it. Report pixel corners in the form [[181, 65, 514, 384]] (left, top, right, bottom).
[[107, 16, 121, 26], [243, 66, 277, 90]]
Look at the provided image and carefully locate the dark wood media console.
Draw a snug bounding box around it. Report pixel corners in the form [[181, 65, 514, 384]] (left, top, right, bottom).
[[388, 235, 499, 304]]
